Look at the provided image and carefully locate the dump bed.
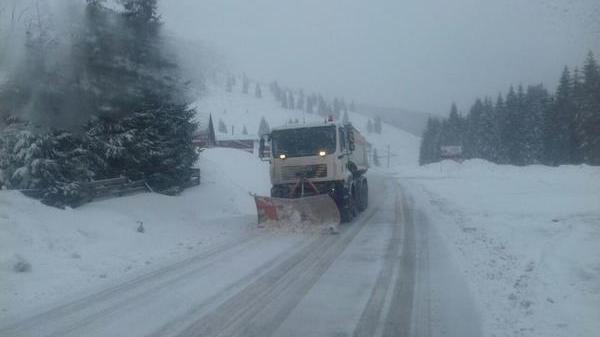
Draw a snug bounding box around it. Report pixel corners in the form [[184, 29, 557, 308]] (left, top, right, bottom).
[[348, 125, 369, 173]]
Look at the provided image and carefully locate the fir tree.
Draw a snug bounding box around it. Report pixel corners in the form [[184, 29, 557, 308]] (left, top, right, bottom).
[[342, 110, 350, 124], [288, 92, 295, 110], [522, 84, 549, 164], [374, 116, 383, 134], [480, 97, 500, 162], [255, 83, 262, 98], [281, 92, 289, 109], [258, 117, 270, 136], [419, 117, 442, 165], [317, 95, 328, 116], [242, 74, 249, 94], [578, 52, 600, 164], [297, 91, 305, 110], [218, 119, 227, 133], [444, 103, 462, 146], [306, 95, 315, 114], [226, 76, 234, 93], [367, 119, 374, 133], [349, 101, 356, 112], [464, 99, 485, 159], [547, 67, 576, 165]]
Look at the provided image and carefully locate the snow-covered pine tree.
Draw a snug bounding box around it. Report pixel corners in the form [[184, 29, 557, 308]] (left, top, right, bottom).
[[367, 119, 373, 133], [242, 75, 249, 94], [578, 52, 600, 164], [270, 81, 282, 101], [242, 125, 248, 135], [546, 67, 576, 165], [480, 97, 500, 162], [522, 84, 549, 164], [297, 91, 305, 110], [281, 91, 289, 109], [333, 98, 341, 119], [349, 101, 356, 112], [306, 95, 314, 114], [342, 110, 350, 124], [226, 76, 234, 93], [288, 92, 295, 110], [255, 83, 262, 98], [106, 0, 197, 189], [495, 93, 511, 164], [464, 99, 485, 159], [218, 119, 227, 133], [258, 117, 270, 136], [317, 95, 328, 116], [374, 116, 383, 134], [418, 117, 442, 165]]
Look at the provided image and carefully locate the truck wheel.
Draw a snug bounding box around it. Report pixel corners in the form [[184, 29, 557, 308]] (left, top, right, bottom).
[[361, 178, 369, 211], [355, 178, 367, 212], [339, 187, 354, 223], [270, 186, 285, 198]]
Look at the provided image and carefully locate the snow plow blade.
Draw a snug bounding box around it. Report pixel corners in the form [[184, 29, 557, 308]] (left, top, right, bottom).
[[253, 194, 341, 233]]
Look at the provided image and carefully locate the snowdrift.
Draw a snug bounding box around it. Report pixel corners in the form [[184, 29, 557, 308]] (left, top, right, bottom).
[[0, 147, 269, 321]]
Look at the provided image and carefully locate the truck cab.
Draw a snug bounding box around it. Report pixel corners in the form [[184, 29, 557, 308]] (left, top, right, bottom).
[[259, 120, 369, 222]]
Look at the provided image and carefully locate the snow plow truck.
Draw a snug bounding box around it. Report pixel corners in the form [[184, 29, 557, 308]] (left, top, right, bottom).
[[254, 119, 369, 233]]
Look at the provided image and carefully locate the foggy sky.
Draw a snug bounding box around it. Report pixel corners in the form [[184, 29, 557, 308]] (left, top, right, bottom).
[[160, 0, 600, 115]]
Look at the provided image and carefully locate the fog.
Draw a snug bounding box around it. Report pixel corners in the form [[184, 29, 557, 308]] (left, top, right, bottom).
[[1, 0, 599, 117], [160, 0, 600, 115]]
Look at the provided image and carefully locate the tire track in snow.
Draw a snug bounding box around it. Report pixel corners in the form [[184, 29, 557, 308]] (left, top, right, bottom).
[[382, 193, 418, 337], [174, 207, 379, 337], [352, 185, 404, 337], [0, 233, 267, 337]]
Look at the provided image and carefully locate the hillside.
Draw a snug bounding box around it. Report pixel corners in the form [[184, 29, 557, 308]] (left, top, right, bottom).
[[193, 77, 421, 167]]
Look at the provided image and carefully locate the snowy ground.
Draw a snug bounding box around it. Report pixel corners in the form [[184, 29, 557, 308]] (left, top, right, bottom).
[[0, 148, 270, 322], [2, 75, 598, 337], [397, 160, 600, 337]]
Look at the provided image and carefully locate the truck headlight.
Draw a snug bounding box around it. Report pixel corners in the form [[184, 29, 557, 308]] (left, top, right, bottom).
[[319, 151, 326, 157], [279, 154, 286, 159]]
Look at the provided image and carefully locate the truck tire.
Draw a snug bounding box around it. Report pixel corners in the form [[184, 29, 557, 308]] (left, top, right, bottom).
[[358, 177, 368, 212], [270, 185, 286, 198], [339, 186, 355, 223]]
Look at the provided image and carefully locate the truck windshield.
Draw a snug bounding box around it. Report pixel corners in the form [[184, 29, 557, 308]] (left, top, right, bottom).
[[271, 125, 336, 158]]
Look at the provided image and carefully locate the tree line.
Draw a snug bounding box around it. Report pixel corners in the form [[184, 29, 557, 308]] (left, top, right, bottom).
[[0, 0, 197, 207], [419, 51, 600, 166], [268, 81, 356, 120]]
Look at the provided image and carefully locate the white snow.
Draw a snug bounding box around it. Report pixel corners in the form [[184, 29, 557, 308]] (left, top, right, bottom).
[[397, 160, 600, 337], [2, 72, 597, 337], [0, 147, 270, 322], [193, 77, 421, 168]]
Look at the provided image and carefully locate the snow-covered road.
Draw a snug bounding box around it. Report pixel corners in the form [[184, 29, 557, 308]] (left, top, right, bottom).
[[0, 175, 480, 337]]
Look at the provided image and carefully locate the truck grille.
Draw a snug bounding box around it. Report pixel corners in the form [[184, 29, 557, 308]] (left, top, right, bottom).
[[281, 164, 328, 180]]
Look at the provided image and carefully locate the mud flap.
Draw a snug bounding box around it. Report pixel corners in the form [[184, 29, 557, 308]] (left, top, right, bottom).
[[253, 194, 341, 233]]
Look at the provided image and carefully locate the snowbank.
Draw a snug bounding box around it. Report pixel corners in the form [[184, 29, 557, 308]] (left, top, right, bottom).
[[400, 159, 600, 337], [0, 147, 270, 321]]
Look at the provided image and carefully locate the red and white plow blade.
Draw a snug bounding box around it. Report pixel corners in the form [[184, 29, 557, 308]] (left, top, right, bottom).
[[253, 194, 341, 233]]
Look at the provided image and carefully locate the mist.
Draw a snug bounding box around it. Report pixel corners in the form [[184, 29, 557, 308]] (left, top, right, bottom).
[[160, 0, 600, 115]]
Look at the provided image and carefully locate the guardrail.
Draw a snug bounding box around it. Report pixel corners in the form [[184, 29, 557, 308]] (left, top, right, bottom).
[[80, 177, 149, 203], [19, 168, 202, 208]]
